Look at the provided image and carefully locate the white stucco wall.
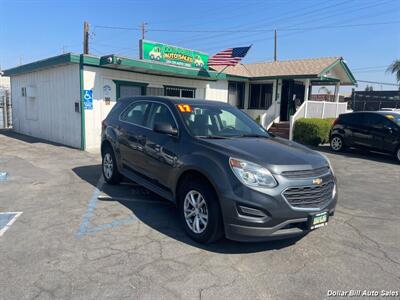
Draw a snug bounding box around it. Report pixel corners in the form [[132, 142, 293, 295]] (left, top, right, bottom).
[[10, 64, 81, 148], [83, 65, 229, 151]]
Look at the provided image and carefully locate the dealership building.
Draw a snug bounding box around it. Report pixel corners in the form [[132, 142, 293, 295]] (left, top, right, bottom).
[[4, 40, 356, 151]]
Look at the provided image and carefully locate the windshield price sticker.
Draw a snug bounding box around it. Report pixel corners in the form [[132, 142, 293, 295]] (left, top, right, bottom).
[[177, 104, 192, 113]]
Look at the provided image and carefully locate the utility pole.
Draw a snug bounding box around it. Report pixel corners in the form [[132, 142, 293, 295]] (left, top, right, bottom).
[[83, 21, 89, 54], [141, 21, 147, 40], [274, 30, 277, 61]]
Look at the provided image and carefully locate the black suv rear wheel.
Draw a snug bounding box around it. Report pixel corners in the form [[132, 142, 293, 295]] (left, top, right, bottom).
[[330, 135, 345, 152], [395, 146, 400, 163], [178, 178, 223, 244], [102, 145, 122, 185]]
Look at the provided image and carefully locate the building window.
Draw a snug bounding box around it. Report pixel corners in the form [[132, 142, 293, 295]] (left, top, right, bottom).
[[147, 87, 164, 96], [248, 83, 273, 109], [164, 86, 196, 98], [228, 81, 245, 109], [113, 80, 147, 100]]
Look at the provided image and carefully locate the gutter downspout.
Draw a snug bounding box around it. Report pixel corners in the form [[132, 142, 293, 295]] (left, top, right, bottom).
[[79, 55, 86, 150]]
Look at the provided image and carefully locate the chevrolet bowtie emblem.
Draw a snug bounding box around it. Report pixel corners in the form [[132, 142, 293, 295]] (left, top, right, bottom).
[[313, 178, 323, 185]]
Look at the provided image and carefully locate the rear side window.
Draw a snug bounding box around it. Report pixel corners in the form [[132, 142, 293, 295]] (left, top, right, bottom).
[[340, 113, 365, 126], [120, 102, 150, 126]]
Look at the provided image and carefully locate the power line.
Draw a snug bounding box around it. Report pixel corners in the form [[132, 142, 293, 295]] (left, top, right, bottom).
[[357, 80, 399, 86], [93, 20, 400, 34], [174, 0, 389, 48], [352, 65, 389, 70]]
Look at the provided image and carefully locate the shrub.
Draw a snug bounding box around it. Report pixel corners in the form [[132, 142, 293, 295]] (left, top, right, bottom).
[[293, 118, 334, 146]]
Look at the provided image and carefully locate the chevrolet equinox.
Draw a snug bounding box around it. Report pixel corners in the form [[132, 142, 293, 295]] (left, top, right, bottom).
[[101, 97, 337, 243]]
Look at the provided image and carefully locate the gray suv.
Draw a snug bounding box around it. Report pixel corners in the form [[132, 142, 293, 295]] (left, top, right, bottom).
[[101, 97, 337, 243]]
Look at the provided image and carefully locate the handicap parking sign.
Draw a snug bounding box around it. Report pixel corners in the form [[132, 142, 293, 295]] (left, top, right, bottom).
[[83, 90, 93, 110]]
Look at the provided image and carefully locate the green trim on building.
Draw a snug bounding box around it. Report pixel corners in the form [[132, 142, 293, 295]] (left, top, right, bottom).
[[113, 80, 148, 100], [318, 58, 357, 85], [4, 53, 76, 76], [79, 56, 86, 150], [3, 52, 356, 85], [339, 60, 357, 85]]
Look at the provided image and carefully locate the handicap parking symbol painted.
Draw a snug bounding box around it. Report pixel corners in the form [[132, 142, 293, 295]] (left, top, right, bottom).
[[0, 212, 23, 237]]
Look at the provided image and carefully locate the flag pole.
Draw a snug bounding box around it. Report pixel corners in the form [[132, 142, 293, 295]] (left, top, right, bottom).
[[213, 44, 252, 78], [216, 65, 229, 77]]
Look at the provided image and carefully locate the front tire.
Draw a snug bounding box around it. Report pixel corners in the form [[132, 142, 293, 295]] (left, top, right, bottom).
[[178, 179, 223, 244], [102, 145, 122, 185], [330, 135, 345, 152]]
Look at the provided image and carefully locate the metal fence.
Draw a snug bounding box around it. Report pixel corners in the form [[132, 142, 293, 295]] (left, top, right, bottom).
[[349, 99, 400, 111], [0, 89, 12, 129], [348, 91, 400, 111]]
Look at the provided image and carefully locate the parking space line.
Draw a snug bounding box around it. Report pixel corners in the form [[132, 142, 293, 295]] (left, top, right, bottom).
[[0, 212, 23, 237], [75, 177, 104, 237], [76, 175, 174, 237]]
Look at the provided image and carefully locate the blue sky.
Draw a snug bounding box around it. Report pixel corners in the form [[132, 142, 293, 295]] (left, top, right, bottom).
[[1, 0, 399, 91]]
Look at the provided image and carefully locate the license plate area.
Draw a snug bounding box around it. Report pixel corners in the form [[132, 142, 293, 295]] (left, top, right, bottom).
[[309, 211, 328, 230]]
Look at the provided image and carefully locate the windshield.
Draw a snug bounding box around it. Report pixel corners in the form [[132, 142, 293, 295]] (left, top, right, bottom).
[[384, 113, 400, 126], [176, 103, 269, 138]]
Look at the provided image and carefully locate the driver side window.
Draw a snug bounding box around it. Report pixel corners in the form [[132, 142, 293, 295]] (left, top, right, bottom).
[[147, 103, 177, 130], [219, 110, 251, 133]]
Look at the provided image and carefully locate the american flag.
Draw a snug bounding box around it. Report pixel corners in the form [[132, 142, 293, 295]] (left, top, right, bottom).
[[208, 46, 251, 67]]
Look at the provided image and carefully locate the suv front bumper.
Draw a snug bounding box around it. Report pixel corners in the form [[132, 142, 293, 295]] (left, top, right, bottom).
[[219, 173, 338, 242]]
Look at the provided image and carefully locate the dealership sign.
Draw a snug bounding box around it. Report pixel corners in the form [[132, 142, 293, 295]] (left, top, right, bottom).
[[140, 40, 208, 69]]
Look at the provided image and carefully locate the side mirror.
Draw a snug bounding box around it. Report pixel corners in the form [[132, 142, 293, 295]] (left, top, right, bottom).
[[154, 123, 178, 136], [383, 124, 394, 133]]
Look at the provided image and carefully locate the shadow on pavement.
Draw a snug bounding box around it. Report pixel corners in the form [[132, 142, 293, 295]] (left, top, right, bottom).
[[315, 145, 398, 165], [73, 164, 304, 254], [0, 129, 77, 149]]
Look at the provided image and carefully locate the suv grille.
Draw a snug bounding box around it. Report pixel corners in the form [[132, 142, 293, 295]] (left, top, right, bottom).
[[281, 166, 330, 179], [282, 180, 334, 209]]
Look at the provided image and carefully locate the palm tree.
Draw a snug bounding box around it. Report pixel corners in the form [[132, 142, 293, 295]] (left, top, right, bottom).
[[386, 59, 400, 82]]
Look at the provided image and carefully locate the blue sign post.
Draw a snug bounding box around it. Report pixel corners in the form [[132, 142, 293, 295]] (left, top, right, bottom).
[[83, 90, 93, 110]]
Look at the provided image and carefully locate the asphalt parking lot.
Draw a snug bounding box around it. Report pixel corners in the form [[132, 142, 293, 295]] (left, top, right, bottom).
[[0, 130, 399, 300]]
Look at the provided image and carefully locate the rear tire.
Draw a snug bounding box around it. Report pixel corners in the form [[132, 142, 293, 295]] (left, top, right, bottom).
[[178, 178, 223, 244], [395, 146, 400, 163], [102, 145, 122, 185], [330, 135, 345, 152]]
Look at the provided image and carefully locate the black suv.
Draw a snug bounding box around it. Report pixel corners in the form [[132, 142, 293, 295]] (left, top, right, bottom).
[[101, 97, 337, 243], [330, 111, 400, 162]]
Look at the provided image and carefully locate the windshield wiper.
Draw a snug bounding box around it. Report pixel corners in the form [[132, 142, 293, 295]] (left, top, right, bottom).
[[235, 134, 269, 138], [197, 135, 229, 139]]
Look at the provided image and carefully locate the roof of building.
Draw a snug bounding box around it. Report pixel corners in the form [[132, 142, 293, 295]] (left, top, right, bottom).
[[211, 57, 338, 77], [3, 53, 231, 81], [3, 53, 356, 84]]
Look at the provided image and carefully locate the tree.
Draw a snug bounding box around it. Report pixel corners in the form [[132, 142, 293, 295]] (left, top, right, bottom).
[[386, 59, 400, 82], [365, 85, 373, 91]]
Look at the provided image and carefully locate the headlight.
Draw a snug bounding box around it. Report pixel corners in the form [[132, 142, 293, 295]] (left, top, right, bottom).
[[320, 153, 335, 175], [229, 158, 277, 188], [332, 183, 337, 199]]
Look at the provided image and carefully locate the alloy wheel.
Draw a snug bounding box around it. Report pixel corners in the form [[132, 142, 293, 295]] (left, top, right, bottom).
[[103, 153, 114, 179], [183, 190, 208, 234], [331, 137, 343, 151], [397, 148, 400, 162]]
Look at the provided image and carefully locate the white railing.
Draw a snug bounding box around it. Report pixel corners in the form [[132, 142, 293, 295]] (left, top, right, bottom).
[[289, 101, 348, 140]]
